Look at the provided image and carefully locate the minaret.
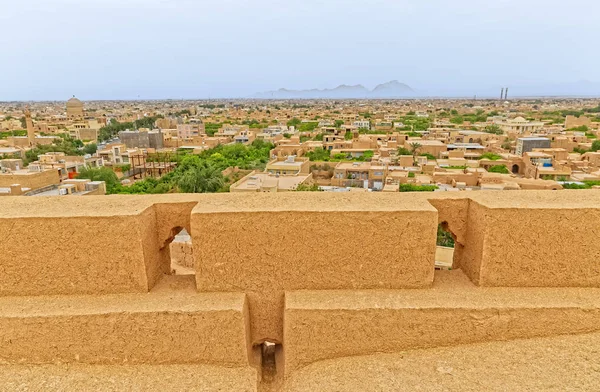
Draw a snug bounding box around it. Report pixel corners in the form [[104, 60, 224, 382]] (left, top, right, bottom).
[[24, 106, 35, 147]]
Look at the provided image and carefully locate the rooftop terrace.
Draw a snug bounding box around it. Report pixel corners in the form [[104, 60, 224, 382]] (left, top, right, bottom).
[[0, 190, 599, 390]]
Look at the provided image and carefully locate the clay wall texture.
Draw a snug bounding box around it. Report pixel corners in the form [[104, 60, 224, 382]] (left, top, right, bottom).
[[0, 168, 60, 190], [1, 190, 600, 387], [191, 193, 437, 344], [436, 192, 600, 287], [0, 290, 250, 366]]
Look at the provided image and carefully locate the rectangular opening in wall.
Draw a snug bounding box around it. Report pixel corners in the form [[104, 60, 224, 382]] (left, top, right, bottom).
[[254, 340, 283, 387], [435, 222, 455, 271], [169, 228, 195, 275]]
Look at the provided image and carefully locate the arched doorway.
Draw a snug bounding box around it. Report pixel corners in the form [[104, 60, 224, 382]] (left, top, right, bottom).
[[511, 164, 519, 174]]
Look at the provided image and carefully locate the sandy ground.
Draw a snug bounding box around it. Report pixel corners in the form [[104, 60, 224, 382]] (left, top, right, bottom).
[[286, 331, 600, 391], [3, 332, 599, 391], [0, 363, 257, 392], [0, 365, 256, 392]]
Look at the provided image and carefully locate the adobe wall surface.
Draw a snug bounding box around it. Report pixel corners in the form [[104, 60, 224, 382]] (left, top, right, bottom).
[[170, 241, 194, 268], [285, 332, 600, 392], [0, 213, 152, 296], [0, 364, 258, 392], [0, 169, 60, 190], [0, 288, 251, 366], [2, 191, 600, 389], [191, 193, 438, 344], [0, 196, 198, 296], [439, 191, 600, 286], [284, 270, 600, 371]]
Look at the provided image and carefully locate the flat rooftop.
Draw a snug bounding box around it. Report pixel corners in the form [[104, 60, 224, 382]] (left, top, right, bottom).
[[267, 160, 304, 167], [335, 162, 371, 170], [234, 173, 310, 191]]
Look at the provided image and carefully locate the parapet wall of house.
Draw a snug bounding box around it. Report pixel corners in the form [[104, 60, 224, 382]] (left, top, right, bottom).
[[1, 190, 599, 294], [1, 191, 599, 381]]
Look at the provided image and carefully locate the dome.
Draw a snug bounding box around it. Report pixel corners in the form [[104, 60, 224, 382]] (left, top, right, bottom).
[[67, 96, 83, 108]]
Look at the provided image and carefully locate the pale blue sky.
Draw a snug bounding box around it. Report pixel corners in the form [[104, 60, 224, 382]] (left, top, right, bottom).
[[1, 0, 599, 100]]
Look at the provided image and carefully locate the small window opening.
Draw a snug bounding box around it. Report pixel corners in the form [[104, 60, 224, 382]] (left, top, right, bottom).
[[169, 228, 194, 275], [435, 222, 455, 270]]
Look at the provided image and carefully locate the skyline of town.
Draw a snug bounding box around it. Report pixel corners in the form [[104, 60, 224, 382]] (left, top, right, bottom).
[[3, 0, 600, 390]]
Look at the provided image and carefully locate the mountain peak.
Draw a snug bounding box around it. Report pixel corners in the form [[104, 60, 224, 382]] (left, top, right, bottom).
[[373, 80, 414, 91], [254, 81, 414, 99]]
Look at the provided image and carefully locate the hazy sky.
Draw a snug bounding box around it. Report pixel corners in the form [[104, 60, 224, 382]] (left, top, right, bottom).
[[1, 0, 599, 100]]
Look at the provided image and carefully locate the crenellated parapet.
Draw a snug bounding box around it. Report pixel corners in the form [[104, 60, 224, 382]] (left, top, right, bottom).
[[0, 190, 599, 388]]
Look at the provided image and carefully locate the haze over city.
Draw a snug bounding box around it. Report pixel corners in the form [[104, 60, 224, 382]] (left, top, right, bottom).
[[3, 0, 600, 390], [2, 0, 599, 100]]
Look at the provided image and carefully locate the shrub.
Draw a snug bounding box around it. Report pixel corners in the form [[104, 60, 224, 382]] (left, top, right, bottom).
[[488, 165, 510, 174], [399, 184, 437, 192], [479, 152, 502, 161], [77, 167, 120, 193]]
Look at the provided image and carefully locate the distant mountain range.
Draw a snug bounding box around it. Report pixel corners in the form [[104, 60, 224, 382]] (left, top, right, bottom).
[[253, 80, 415, 99], [251, 80, 600, 99]]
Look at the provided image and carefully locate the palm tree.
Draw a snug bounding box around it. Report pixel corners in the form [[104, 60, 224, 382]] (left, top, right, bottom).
[[177, 161, 224, 193], [409, 142, 422, 164]]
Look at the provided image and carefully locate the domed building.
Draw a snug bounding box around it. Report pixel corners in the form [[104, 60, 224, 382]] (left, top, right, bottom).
[[66, 96, 84, 120]]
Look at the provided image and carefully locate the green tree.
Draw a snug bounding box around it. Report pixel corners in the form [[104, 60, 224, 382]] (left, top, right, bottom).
[[287, 118, 301, 127], [591, 140, 600, 152], [488, 165, 510, 174], [397, 147, 411, 156], [83, 143, 97, 155], [450, 116, 464, 125], [567, 125, 589, 132], [437, 224, 455, 247], [24, 135, 86, 165], [76, 167, 120, 193], [177, 159, 224, 193], [204, 123, 222, 136], [295, 183, 321, 191], [409, 142, 422, 162], [484, 124, 503, 135], [298, 122, 319, 132], [307, 147, 331, 161]]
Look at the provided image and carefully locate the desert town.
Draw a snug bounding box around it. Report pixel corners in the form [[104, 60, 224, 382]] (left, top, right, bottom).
[[1, 96, 599, 196], [3, 0, 600, 388]]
